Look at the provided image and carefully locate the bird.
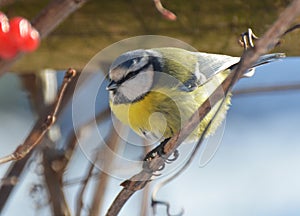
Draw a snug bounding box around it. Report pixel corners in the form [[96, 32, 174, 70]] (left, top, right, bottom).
[[106, 47, 285, 161]]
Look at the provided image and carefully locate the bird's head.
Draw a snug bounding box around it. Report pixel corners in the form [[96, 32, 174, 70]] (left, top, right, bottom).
[[107, 49, 162, 104]]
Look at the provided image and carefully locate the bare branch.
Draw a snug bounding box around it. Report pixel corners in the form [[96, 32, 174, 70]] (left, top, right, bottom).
[[0, 70, 79, 212], [75, 154, 97, 216], [140, 180, 150, 216], [0, 68, 77, 165], [140, 141, 152, 216], [90, 121, 123, 216], [0, 154, 32, 213], [106, 0, 300, 215], [106, 189, 136, 216], [43, 146, 71, 216], [153, 0, 176, 21], [55, 107, 109, 215]]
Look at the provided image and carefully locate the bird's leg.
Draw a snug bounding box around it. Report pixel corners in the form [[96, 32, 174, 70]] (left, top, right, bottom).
[[144, 138, 170, 162], [239, 24, 300, 49], [164, 148, 179, 164], [239, 28, 259, 50], [143, 138, 179, 172]]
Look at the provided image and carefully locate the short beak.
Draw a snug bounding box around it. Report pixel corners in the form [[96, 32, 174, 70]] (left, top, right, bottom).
[[106, 81, 118, 91]]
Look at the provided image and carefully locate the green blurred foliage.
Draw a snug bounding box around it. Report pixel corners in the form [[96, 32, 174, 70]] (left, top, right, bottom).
[[1, 0, 298, 72]]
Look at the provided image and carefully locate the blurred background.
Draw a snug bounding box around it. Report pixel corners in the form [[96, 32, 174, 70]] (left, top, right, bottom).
[[1, 0, 300, 71], [0, 0, 299, 216]]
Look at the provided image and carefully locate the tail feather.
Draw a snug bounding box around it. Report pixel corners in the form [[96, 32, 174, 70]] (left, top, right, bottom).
[[253, 53, 286, 67], [243, 53, 286, 77]]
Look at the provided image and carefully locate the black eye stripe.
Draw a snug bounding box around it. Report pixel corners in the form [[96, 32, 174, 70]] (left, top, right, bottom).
[[115, 70, 138, 85], [125, 70, 139, 80], [116, 60, 151, 84]]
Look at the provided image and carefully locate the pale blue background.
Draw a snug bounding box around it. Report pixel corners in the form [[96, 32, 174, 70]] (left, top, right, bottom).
[[0, 57, 299, 215]]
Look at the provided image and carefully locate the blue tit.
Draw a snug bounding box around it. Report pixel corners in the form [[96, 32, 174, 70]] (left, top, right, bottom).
[[106, 47, 284, 151]]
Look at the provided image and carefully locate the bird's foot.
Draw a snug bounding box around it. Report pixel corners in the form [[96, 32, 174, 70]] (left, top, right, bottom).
[[239, 28, 258, 50], [143, 138, 179, 173]]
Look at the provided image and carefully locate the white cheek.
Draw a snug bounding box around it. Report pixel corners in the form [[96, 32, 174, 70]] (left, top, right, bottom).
[[109, 91, 114, 100], [120, 69, 154, 101]]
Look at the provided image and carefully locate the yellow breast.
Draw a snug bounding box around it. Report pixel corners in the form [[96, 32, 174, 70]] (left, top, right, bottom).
[[110, 90, 179, 140], [109, 70, 232, 141]]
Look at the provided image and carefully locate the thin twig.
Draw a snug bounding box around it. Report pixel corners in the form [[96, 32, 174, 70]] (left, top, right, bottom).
[[62, 108, 111, 187], [43, 145, 71, 216], [0, 68, 76, 165], [61, 107, 110, 215], [81, 108, 111, 134], [0, 153, 32, 213], [90, 121, 123, 216], [42, 134, 78, 216], [140, 141, 151, 216], [75, 152, 98, 216], [153, 0, 176, 20], [0, 70, 79, 213], [106, 1, 300, 215], [63, 173, 99, 187], [54, 107, 111, 216], [282, 23, 300, 35]]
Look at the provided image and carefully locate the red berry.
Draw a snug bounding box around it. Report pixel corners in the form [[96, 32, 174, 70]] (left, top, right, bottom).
[[0, 14, 40, 59], [0, 41, 18, 59], [19, 27, 40, 52], [8, 17, 40, 52], [0, 12, 18, 59], [0, 32, 18, 59], [9, 17, 31, 48], [0, 12, 9, 33]]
